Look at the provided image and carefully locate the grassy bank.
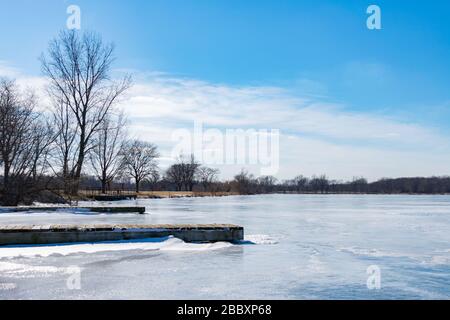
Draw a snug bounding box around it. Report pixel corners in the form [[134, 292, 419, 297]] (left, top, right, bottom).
[[73, 190, 239, 200], [136, 191, 239, 198]]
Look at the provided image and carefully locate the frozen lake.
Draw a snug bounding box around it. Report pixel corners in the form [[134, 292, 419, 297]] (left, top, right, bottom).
[[1, 194, 450, 299]]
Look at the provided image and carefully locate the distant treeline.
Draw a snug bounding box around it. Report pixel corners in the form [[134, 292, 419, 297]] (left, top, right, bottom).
[[219, 173, 450, 195], [38, 172, 450, 196], [276, 175, 450, 194]]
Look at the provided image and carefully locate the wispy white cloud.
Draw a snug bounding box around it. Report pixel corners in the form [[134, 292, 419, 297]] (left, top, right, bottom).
[[124, 74, 440, 144]]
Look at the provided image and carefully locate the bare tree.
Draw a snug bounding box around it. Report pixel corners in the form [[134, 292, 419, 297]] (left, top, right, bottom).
[[233, 169, 256, 194], [197, 166, 220, 191], [257, 175, 278, 193], [41, 30, 131, 194], [50, 95, 78, 194], [29, 118, 56, 181], [145, 170, 160, 191], [0, 79, 55, 205], [121, 140, 159, 193], [292, 175, 309, 192], [89, 112, 127, 193], [349, 177, 368, 194], [166, 162, 184, 191], [166, 155, 200, 191], [310, 175, 329, 193]]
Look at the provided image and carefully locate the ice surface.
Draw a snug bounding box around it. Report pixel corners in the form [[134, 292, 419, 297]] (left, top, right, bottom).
[[1, 194, 450, 299], [240, 234, 279, 245]]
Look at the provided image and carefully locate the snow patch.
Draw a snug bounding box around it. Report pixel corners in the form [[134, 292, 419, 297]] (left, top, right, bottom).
[[241, 234, 279, 245], [0, 237, 233, 259]]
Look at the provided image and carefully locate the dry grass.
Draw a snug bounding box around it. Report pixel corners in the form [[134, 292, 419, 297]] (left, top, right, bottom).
[[136, 191, 239, 198], [71, 190, 239, 200]]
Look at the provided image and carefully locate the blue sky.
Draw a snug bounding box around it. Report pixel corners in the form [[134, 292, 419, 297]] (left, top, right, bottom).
[[1, 0, 450, 179]]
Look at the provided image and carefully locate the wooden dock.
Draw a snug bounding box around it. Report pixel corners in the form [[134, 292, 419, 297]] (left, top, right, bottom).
[[0, 224, 244, 245], [0, 206, 146, 214]]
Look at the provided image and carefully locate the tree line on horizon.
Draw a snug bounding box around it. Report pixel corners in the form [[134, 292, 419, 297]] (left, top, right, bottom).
[[2, 30, 450, 206], [41, 169, 450, 198], [243, 174, 450, 195]]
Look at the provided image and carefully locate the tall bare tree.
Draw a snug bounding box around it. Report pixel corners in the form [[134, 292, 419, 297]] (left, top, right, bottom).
[[50, 95, 78, 194], [89, 112, 126, 193], [121, 140, 159, 193], [41, 30, 131, 194], [0, 79, 55, 205]]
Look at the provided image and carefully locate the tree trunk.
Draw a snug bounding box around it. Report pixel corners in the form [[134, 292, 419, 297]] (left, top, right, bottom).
[[3, 161, 10, 188], [101, 171, 107, 194], [135, 178, 140, 193], [1, 164, 17, 206], [72, 132, 86, 195]]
